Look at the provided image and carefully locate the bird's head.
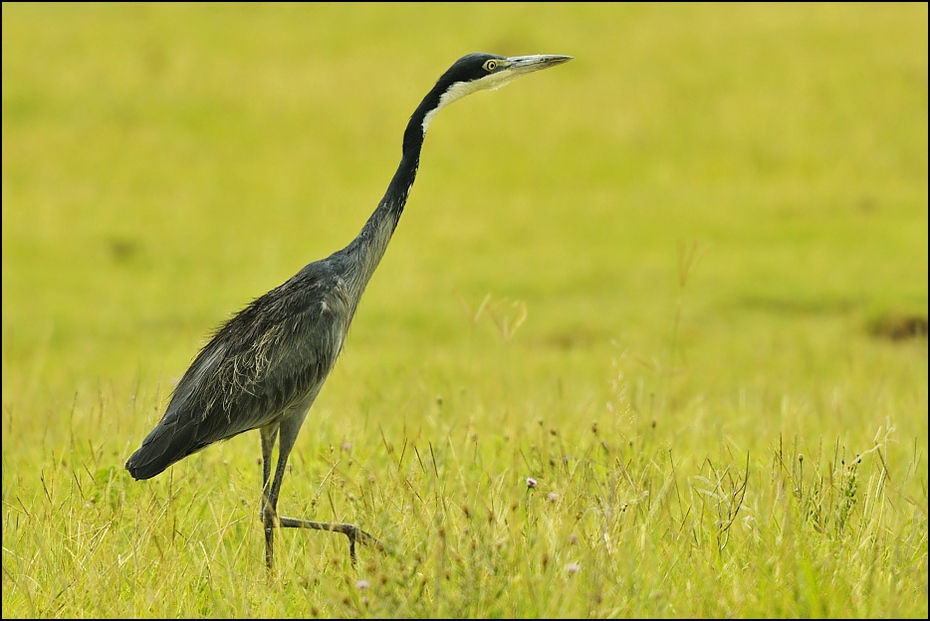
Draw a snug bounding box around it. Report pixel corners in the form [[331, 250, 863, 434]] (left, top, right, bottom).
[[440, 52, 573, 94], [419, 52, 573, 132]]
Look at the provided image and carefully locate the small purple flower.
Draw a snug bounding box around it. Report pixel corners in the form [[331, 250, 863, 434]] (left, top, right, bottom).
[[526, 477, 537, 489], [566, 562, 580, 575], [356, 579, 370, 590]]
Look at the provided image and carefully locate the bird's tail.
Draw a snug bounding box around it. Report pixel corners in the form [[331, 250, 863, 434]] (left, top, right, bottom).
[[125, 416, 203, 480], [125, 452, 170, 480]]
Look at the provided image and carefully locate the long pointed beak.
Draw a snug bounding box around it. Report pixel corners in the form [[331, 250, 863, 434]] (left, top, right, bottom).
[[505, 54, 574, 75]]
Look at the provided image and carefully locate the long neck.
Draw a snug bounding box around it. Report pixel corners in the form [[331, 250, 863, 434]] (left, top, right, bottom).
[[336, 87, 444, 308]]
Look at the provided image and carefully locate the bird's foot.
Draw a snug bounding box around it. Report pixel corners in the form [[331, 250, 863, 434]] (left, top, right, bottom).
[[277, 516, 383, 563], [261, 507, 281, 570]]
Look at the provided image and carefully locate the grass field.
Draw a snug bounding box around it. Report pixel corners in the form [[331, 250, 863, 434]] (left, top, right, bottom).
[[2, 3, 927, 618]]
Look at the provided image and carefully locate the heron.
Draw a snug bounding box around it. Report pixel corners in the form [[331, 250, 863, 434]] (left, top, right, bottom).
[[125, 52, 572, 570]]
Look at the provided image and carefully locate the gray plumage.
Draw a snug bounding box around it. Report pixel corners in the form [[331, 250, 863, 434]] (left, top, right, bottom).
[[126, 52, 572, 568]]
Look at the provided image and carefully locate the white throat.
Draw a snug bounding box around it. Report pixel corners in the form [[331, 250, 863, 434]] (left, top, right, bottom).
[[421, 72, 523, 133]]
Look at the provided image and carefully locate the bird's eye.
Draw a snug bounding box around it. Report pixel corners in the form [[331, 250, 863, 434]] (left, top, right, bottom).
[[483, 59, 498, 72]]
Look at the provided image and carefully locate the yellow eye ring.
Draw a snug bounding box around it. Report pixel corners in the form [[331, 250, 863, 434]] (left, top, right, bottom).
[[483, 59, 498, 72]]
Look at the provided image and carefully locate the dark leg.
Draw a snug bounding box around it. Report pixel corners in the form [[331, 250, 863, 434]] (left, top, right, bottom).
[[276, 516, 381, 563], [260, 424, 280, 570], [259, 416, 381, 569]]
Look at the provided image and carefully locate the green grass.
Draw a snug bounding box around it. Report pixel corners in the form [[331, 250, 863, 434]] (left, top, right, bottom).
[[3, 3, 927, 617]]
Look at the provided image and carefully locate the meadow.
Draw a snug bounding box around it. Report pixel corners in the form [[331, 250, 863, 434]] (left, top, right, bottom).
[[2, 3, 927, 617]]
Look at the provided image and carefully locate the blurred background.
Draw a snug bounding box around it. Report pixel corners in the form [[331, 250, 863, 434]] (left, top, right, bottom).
[[2, 3, 927, 451], [2, 7, 927, 616]]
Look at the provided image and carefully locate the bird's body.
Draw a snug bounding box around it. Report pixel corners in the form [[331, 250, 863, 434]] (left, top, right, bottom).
[[125, 260, 349, 479], [126, 52, 571, 568]]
